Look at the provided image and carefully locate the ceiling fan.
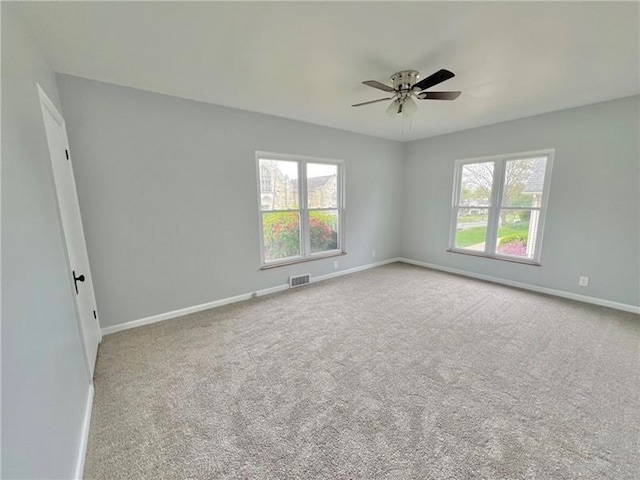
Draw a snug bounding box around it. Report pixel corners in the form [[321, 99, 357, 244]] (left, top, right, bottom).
[[352, 69, 461, 117]]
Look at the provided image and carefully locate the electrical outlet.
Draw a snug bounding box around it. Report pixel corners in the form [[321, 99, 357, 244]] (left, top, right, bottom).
[[372, 250, 376, 258], [578, 276, 589, 287], [334, 260, 338, 269]]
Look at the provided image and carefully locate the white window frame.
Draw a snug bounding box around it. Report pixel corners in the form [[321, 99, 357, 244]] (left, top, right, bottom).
[[256, 151, 345, 268], [448, 149, 554, 265]]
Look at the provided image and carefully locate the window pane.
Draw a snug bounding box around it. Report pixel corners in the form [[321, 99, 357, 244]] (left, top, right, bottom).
[[459, 162, 494, 206], [259, 159, 299, 211], [307, 163, 338, 208], [455, 208, 489, 250], [502, 157, 547, 207], [309, 210, 339, 254], [495, 209, 540, 259], [262, 211, 301, 261]]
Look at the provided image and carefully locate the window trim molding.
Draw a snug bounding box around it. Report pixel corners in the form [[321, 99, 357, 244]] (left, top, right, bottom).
[[255, 151, 346, 268], [448, 148, 554, 265]]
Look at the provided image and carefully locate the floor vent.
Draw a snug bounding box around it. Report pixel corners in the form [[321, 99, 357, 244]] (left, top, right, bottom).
[[289, 274, 311, 288]]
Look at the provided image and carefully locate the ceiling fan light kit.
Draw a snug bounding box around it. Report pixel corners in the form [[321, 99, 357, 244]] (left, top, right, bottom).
[[385, 98, 402, 117], [353, 68, 462, 118]]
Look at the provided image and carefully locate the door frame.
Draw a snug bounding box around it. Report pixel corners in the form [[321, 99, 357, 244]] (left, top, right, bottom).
[[37, 83, 102, 381]]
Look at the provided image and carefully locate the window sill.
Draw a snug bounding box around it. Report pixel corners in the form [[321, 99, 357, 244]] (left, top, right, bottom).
[[446, 249, 541, 266], [260, 251, 347, 270]]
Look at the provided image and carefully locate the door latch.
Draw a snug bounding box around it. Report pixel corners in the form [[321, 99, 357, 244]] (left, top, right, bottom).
[[73, 270, 85, 294]]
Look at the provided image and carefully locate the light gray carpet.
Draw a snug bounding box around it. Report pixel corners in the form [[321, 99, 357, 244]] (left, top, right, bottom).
[[84, 263, 640, 479]]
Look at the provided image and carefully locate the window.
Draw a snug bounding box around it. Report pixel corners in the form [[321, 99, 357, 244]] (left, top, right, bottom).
[[257, 153, 343, 267], [449, 150, 553, 264]]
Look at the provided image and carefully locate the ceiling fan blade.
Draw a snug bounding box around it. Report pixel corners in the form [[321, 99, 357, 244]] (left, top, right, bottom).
[[362, 80, 395, 92], [412, 69, 455, 91], [352, 97, 393, 107], [417, 91, 462, 100]]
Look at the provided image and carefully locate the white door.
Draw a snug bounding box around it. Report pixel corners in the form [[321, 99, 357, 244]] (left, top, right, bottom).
[[38, 84, 101, 378]]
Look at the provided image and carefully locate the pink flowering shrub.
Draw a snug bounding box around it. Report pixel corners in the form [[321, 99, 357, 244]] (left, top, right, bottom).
[[497, 233, 528, 256], [263, 211, 337, 260], [497, 241, 527, 256]]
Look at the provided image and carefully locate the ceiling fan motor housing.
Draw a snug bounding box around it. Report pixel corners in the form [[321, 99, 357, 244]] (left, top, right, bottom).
[[391, 70, 420, 92]]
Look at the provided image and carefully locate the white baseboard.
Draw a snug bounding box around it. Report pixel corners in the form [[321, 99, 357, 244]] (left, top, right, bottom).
[[101, 257, 402, 336], [74, 384, 94, 480], [398, 257, 640, 314], [101, 255, 637, 335], [312, 257, 401, 284], [101, 284, 290, 335]]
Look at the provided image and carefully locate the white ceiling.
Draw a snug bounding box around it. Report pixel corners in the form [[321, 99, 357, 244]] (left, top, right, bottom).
[[20, 1, 640, 142]]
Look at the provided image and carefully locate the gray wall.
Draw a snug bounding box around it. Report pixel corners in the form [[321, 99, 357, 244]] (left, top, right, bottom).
[[1, 4, 91, 479], [56, 75, 404, 328], [401, 96, 640, 307]]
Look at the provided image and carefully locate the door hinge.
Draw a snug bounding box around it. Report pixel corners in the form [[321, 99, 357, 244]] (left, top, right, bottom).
[[65, 149, 69, 160]]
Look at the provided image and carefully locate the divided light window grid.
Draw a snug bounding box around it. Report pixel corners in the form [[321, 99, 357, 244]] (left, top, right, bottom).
[[450, 150, 553, 264], [257, 154, 343, 266]]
